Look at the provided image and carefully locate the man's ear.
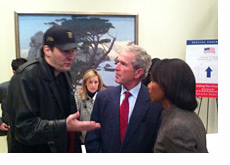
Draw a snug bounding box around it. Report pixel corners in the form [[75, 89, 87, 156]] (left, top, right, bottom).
[[134, 68, 144, 79], [43, 45, 51, 57]]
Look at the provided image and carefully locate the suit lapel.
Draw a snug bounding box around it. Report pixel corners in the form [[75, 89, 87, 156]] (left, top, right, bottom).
[[121, 84, 150, 148], [108, 86, 122, 146]]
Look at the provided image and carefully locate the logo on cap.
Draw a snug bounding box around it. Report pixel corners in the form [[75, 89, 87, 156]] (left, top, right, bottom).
[[67, 32, 73, 39], [46, 37, 54, 42], [43, 26, 77, 50]]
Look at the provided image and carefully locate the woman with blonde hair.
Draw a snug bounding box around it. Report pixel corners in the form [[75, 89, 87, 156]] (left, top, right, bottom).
[[74, 69, 103, 143]]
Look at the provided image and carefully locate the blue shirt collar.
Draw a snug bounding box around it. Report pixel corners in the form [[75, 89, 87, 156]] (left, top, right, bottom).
[[121, 82, 141, 98]]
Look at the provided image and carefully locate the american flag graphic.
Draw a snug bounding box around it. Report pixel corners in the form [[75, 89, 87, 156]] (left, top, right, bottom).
[[204, 47, 215, 54]]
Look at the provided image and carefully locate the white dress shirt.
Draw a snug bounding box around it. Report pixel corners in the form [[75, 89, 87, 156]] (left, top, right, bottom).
[[120, 82, 141, 123]]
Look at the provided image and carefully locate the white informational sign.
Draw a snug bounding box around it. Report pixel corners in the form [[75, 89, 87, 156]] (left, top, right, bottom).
[[186, 40, 218, 98]]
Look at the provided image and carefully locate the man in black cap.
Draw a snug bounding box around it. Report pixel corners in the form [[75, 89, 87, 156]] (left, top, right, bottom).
[[6, 25, 100, 153]]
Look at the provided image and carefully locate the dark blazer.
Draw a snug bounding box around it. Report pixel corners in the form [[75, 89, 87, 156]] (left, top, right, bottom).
[[0, 81, 9, 136], [154, 106, 208, 153], [85, 84, 162, 153], [0, 81, 9, 104], [0, 81, 9, 125]]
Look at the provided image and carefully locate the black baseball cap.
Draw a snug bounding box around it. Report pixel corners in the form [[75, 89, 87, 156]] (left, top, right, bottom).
[[43, 25, 78, 50]]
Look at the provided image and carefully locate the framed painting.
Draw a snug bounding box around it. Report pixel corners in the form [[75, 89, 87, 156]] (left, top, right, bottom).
[[14, 11, 138, 88]]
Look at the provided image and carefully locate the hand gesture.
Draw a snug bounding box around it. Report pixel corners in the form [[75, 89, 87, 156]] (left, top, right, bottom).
[[66, 112, 101, 132], [0, 123, 8, 131]]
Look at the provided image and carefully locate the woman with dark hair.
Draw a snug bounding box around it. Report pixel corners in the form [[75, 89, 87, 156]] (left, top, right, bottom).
[[142, 58, 161, 86], [148, 58, 208, 153]]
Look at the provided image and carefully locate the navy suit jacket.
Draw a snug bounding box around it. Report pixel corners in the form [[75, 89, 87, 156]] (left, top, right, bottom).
[[85, 84, 162, 153]]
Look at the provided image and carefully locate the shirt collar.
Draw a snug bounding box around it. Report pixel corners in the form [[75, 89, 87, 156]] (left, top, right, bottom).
[[121, 82, 141, 98]]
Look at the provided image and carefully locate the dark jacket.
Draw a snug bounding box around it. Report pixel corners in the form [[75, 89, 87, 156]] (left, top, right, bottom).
[[0, 81, 9, 136], [85, 84, 162, 153], [7, 57, 81, 153], [0, 81, 9, 103], [0, 81, 9, 126]]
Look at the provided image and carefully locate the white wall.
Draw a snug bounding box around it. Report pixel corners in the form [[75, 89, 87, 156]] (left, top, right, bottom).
[[0, 0, 218, 82], [0, 0, 218, 153]]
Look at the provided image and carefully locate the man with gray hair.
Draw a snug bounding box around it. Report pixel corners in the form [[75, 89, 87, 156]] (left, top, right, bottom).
[[85, 45, 162, 153]]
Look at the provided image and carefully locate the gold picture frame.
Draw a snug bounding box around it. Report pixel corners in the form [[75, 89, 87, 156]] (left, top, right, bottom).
[[14, 11, 138, 87]]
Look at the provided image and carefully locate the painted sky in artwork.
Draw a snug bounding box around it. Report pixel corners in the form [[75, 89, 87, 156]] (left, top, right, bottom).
[[18, 14, 135, 49]]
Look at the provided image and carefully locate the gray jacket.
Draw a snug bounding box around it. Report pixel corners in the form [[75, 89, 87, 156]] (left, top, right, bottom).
[[74, 90, 97, 143], [154, 106, 208, 153]]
